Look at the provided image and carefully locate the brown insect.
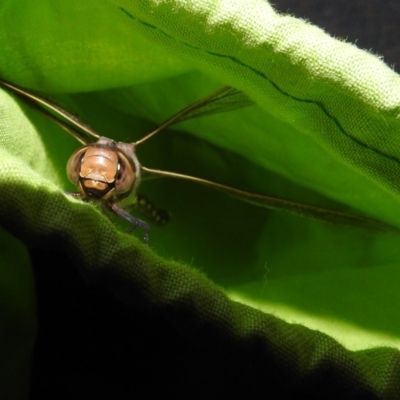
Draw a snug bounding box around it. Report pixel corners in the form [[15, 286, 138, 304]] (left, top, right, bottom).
[[0, 79, 395, 244]]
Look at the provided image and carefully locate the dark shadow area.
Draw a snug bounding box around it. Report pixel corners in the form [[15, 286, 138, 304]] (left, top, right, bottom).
[[29, 248, 312, 399]]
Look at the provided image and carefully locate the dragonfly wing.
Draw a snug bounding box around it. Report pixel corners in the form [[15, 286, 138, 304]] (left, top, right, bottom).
[[174, 87, 254, 122], [134, 86, 254, 146], [0, 79, 100, 145], [141, 166, 399, 233]]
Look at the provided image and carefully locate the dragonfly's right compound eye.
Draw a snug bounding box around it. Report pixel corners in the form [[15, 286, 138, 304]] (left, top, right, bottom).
[[66, 146, 89, 185]]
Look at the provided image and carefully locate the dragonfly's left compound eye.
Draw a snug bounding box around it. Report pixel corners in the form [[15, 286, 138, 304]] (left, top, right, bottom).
[[66, 146, 89, 185], [114, 151, 137, 194]]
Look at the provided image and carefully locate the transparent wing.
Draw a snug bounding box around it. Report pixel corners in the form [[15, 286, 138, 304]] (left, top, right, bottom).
[[0, 79, 99, 145], [174, 87, 253, 122], [134, 86, 254, 146], [0, 81, 253, 147], [141, 167, 399, 233]]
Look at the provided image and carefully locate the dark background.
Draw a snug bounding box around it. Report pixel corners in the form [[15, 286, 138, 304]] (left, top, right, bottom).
[[273, 0, 400, 72], [30, 2, 400, 398]]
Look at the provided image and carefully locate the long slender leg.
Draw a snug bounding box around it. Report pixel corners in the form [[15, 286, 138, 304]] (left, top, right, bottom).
[[66, 192, 150, 245], [107, 202, 150, 245]]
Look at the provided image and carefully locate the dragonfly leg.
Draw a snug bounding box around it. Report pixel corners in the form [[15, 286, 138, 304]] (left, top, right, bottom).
[[65, 191, 84, 199], [107, 202, 150, 245]]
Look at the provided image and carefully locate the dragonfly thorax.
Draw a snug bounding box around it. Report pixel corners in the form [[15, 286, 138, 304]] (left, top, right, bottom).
[[66, 138, 140, 201]]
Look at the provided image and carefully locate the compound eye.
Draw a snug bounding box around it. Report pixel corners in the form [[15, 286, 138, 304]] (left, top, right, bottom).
[[117, 162, 121, 178], [114, 152, 136, 194], [66, 147, 89, 184]]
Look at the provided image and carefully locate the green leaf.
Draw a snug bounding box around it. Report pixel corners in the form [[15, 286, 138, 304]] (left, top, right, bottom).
[[1, 0, 400, 397]]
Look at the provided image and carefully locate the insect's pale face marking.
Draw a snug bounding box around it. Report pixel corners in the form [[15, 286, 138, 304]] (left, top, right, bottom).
[[80, 147, 118, 191]]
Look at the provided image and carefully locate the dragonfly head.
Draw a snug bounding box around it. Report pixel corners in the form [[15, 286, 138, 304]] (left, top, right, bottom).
[[67, 138, 139, 201]]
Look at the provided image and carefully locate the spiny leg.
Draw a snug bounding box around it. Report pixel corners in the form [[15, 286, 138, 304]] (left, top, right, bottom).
[[106, 202, 150, 245], [65, 192, 150, 245]]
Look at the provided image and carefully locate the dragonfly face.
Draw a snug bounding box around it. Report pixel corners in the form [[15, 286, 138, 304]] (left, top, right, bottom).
[[67, 137, 140, 201]]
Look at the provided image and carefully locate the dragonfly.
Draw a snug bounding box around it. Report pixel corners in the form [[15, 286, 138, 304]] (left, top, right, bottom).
[[0, 79, 396, 244]]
